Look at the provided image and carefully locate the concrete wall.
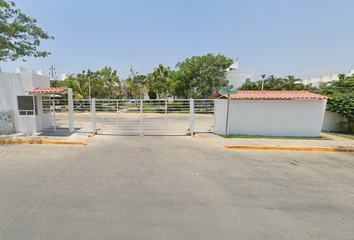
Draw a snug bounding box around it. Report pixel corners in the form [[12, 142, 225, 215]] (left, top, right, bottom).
[[321, 111, 345, 132], [32, 74, 50, 89], [214, 99, 327, 137], [0, 73, 50, 132]]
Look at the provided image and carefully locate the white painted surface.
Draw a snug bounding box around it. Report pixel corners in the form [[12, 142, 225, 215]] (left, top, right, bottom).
[[42, 114, 52, 129], [225, 69, 255, 89], [302, 74, 339, 86], [0, 72, 50, 133], [16, 67, 27, 73], [61, 74, 69, 81], [321, 111, 345, 132], [68, 88, 74, 132], [32, 74, 50, 89], [214, 99, 327, 137]]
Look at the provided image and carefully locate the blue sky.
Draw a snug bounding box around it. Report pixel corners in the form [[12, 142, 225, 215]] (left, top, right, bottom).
[[2, 0, 354, 80]]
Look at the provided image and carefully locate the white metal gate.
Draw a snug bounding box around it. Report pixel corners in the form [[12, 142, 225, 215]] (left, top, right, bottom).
[[41, 97, 214, 136], [93, 99, 214, 136], [41, 98, 93, 133]]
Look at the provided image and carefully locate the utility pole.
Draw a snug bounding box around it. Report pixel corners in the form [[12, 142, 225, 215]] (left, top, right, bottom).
[[87, 69, 91, 113]]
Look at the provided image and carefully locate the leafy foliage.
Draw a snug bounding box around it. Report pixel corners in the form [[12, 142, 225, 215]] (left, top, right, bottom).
[[147, 64, 169, 99], [0, 0, 54, 62], [320, 74, 354, 122], [50, 79, 66, 88], [125, 66, 148, 99], [238, 75, 310, 91], [175, 53, 233, 98], [65, 66, 121, 99]]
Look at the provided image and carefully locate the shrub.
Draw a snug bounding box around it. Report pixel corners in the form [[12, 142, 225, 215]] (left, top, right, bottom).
[[339, 122, 354, 134]]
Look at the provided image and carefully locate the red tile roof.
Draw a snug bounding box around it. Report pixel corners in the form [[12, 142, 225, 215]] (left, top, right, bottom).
[[209, 91, 331, 100], [27, 88, 68, 94]]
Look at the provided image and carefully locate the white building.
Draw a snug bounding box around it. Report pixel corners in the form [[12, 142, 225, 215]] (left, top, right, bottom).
[[224, 60, 255, 89], [61, 74, 69, 81], [210, 91, 330, 137], [0, 68, 67, 133], [302, 74, 339, 87], [302, 68, 354, 87]]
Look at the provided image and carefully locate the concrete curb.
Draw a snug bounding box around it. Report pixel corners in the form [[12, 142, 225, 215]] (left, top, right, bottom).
[[194, 134, 354, 153], [0, 134, 94, 146], [225, 145, 354, 152]]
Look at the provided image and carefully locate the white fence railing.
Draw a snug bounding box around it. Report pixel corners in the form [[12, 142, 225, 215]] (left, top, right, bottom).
[[41, 98, 215, 136]]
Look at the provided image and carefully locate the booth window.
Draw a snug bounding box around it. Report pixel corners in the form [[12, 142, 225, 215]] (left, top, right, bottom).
[[42, 96, 51, 113], [17, 96, 37, 115]]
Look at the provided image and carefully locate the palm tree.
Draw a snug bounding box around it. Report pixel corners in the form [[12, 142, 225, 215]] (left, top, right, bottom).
[[265, 75, 286, 90], [72, 80, 89, 99], [283, 75, 302, 90]]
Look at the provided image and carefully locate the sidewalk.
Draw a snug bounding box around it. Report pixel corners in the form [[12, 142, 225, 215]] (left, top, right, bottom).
[[194, 133, 354, 152], [0, 130, 93, 145]]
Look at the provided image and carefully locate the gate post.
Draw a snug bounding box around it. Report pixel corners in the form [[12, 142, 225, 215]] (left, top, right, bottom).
[[140, 99, 143, 136], [68, 88, 74, 133], [91, 98, 96, 135], [52, 99, 56, 132], [190, 98, 194, 136]]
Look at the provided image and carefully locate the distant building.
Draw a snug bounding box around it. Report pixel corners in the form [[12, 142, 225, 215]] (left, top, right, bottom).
[[37, 70, 45, 76], [302, 74, 339, 88], [16, 67, 27, 74], [61, 74, 69, 81], [224, 60, 255, 89], [301, 67, 354, 87], [346, 68, 354, 77]]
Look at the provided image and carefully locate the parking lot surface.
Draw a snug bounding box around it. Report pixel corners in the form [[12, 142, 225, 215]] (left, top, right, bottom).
[[0, 135, 353, 240]]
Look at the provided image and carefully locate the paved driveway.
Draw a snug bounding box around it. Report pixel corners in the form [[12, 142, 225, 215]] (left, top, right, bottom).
[[0, 135, 353, 240]]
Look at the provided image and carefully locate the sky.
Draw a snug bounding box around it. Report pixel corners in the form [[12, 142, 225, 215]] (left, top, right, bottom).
[[1, 0, 354, 80]]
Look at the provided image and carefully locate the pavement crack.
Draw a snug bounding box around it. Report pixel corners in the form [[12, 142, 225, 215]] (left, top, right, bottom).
[[0, 202, 26, 234], [30, 146, 84, 215]]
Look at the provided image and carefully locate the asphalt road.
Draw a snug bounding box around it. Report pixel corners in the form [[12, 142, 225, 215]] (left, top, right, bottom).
[[0, 135, 353, 240]]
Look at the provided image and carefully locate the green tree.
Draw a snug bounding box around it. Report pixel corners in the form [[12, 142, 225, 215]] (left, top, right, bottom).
[[65, 67, 121, 99], [148, 64, 169, 99], [265, 75, 285, 90], [0, 0, 54, 62], [50, 79, 66, 88], [283, 75, 302, 90], [238, 75, 313, 91], [166, 69, 192, 99], [125, 66, 148, 100], [176, 53, 233, 98], [320, 74, 354, 122]]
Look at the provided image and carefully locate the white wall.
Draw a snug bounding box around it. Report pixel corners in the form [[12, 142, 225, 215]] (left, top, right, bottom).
[[214, 99, 327, 137], [32, 74, 50, 89], [321, 111, 345, 132], [0, 73, 49, 132]]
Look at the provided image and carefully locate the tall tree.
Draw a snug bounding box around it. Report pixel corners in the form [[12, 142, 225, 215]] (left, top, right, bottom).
[[176, 53, 233, 98], [65, 67, 121, 99], [125, 66, 148, 100], [0, 0, 54, 62], [283, 75, 302, 90], [148, 64, 169, 99]]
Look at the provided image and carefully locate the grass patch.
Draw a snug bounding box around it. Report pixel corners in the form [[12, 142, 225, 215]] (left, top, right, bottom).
[[322, 131, 354, 141], [216, 134, 327, 140]]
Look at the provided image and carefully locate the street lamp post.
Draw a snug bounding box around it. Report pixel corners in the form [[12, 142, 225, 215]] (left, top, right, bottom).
[[261, 74, 266, 91], [87, 69, 91, 100], [87, 69, 91, 112]]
